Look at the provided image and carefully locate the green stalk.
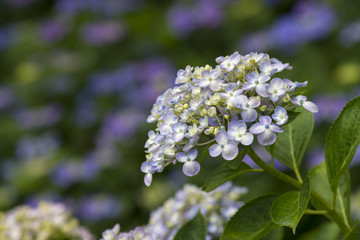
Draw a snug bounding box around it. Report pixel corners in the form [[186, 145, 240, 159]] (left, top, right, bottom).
[[247, 147, 352, 234]]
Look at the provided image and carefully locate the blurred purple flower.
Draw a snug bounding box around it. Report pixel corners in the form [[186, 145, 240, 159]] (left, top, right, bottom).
[[313, 95, 348, 123], [2, 0, 38, 8], [0, 26, 15, 49], [81, 21, 126, 46], [167, 0, 231, 37], [52, 157, 100, 187], [339, 19, 360, 47], [16, 133, 59, 161], [97, 109, 144, 145], [240, 31, 272, 53], [271, 1, 336, 47], [55, 0, 141, 17], [0, 86, 14, 110], [14, 104, 63, 129], [240, 1, 336, 52], [38, 19, 69, 43], [76, 194, 121, 222]]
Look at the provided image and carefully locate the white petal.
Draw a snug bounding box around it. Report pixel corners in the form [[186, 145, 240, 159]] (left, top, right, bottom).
[[144, 173, 152, 187], [250, 123, 265, 134], [222, 142, 239, 160], [176, 152, 187, 162], [173, 132, 185, 142], [303, 101, 319, 113], [241, 109, 258, 122], [242, 82, 255, 91], [215, 130, 229, 145], [183, 161, 200, 176], [257, 130, 276, 146], [209, 144, 222, 157], [240, 132, 254, 146]]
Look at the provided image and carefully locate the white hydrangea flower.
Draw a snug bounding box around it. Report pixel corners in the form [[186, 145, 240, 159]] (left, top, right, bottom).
[[101, 183, 247, 240], [142, 51, 318, 185]]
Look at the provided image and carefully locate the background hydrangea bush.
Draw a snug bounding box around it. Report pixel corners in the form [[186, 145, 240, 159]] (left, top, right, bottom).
[[0, 0, 360, 239]]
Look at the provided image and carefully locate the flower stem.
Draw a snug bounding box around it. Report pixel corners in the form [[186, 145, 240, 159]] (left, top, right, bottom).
[[247, 147, 301, 189], [304, 210, 327, 215], [247, 147, 352, 234]]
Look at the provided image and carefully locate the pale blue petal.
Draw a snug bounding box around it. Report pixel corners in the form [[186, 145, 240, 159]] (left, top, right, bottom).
[[257, 130, 276, 146], [258, 74, 271, 83], [183, 161, 200, 176], [248, 97, 260, 108], [255, 84, 270, 97], [241, 108, 258, 122], [176, 152, 188, 162], [250, 123, 265, 134], [246, 72, 258, 83], [270, 124, 283, 133], [303, 101, 319, 113], [209, 144, 222, 157], [259, 116, 272, 125], [222, 142, 239, 160], [240, 132, 254, 146], [215, 130, 229, 145], [233, 95, 248, 109], [188, 149, 198, 161]]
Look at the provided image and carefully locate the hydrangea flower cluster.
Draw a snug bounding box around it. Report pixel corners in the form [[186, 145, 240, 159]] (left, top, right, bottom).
[[0, 201, 94, 240], [101, 182, 247, 240], [143, 51, 318, 186]]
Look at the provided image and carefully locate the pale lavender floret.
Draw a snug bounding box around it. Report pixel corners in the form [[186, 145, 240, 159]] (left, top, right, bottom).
[[219, 52, 241, 71], [227, 120, 254, 146], [209, 130, 238, 160], [266, 78, 286, 102], [198, 69, 222, 91], [141, 162, 154, 187], [291, 95, 318, 113], [183, 135, 199, 152], [233, 95, 260, 122], [175, 65, 193, 84], [260, 59, 289, 75], [172, 122, 188, 142], [242, 72, 270, 97], [176, 149, 200, 176], [283, 79, 296, 91], [159, 112, 179, 135], [144, 130, 157, 148], [250, 116, 283, 146], [271, 106, 288, 125], [219, 86, 243, 107]]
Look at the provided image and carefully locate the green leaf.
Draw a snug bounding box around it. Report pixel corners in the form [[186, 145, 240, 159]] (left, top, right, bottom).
[[299, 222, 341, 240], [198, 144, 211, 164], [221, 194, 278, 240], [227, 149, 247, 169], [282, 111, 301, 127], [343, 221, 359, 240], [309, 162, 350, 223], [270, 177, 311, 234], [262, 227, 284, 240], [267, 108, 314, 171], [325, 96, 360, 191], [174, 212, 207, 240], [202, 161, 255, 192]]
